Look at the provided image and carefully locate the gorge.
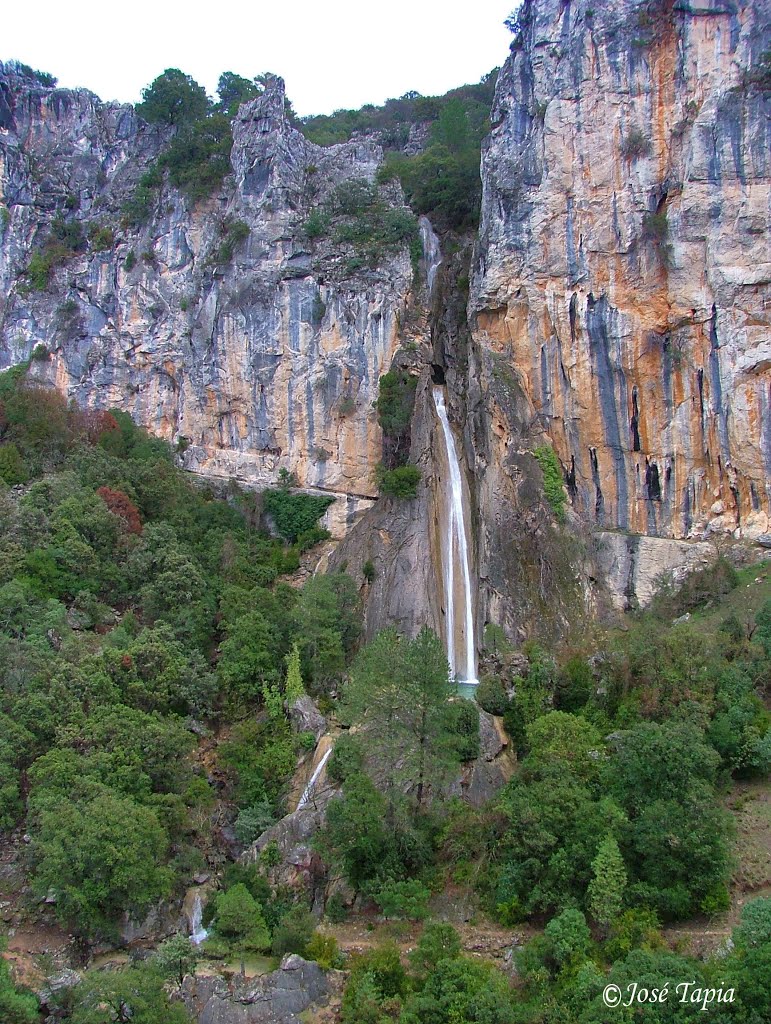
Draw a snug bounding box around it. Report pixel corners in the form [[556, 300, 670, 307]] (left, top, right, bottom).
[[0, 2, 770, 1021], [2, 0, 768, 642]]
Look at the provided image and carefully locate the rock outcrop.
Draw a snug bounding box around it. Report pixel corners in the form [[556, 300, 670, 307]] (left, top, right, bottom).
[[452, 709, 518, 806], [0, 68, 412, 517], [179, 955, 343, 1024], [470, 0, 771, 543]]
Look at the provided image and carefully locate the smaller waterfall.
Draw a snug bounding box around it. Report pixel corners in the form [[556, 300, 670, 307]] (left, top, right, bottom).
[[297, 745, 333, 810], [419, 215, 442, 297], [433, 387, 478, 684], [189, 890, 208, 946]]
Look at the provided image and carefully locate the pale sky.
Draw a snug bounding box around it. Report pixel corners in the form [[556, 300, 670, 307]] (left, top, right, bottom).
[[5, 1, 515, 117]]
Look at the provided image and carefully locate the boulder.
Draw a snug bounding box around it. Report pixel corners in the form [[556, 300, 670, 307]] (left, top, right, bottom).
[[448, 710, 517, 807], [288, 696, 326, 743], [118, 900, 185, 946], [180, 955, 344, 1024]]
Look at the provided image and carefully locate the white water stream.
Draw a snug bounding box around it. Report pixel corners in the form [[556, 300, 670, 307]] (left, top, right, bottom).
[[433, 387, 478, 685], [419, 215, 442, 296], [296, 745, 333, 810], [189, 890, 208, 945]]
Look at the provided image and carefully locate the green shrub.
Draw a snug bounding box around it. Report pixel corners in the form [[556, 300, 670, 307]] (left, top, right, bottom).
[[325, 892, 350, 923], [375, 878, 431, 920], [554, 656, 592, 712], [476, 675, 509, 715], [23, 218, 86, 290], [0, 947, 38, 1022], [327, 734, 365, 785], [363, 559, 376, 583], [533, 445, 567, 522], [214, 883, 271, 950], [152, 933, 200, 985], [605, 908, 664, 961], [376, 369, 416, 440], [121, 169, 161, 228], [621, 127, 651, 160], [408, 922, 462, 979], [234, 798, 275, 844], [642, 210, 669, 243], [271, 905, 316, 957], [733, 896, 771, 950], [87, 223, 115, 251], [444, 698, 481, 761], [211, 218, 250, 265], [649, 557, 738, 620], [159, 114, 233, 204], [483, 622, 510, 656], [124, 249, 137, 271], [307, 178, 420, 272], [0, 443, 30, 486], [305, 931, 344, 968], [544, 908, 591, 966], [376, 463, 421, 499], [304, 209, 329, 239], [263, 486, 334, 543], [24, 252, 53, 290], [136, 68, 209, 126]]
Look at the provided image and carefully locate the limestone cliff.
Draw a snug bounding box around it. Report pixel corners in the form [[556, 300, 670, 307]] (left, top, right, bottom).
[[1, 0, 769, 648], [471, 0, 771, 542], [0, 67, 415, 523]]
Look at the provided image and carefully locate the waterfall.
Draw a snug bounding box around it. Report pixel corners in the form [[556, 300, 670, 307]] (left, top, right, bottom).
[[432, 386, 478, 684], [419, 215, 442, 297], [296, 745, 333, 810], [189, 890, 208, 946]]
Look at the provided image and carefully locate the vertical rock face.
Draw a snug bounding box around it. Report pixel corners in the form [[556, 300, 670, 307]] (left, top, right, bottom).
[[0, 68, 413, 508], [1, 4, 767, 647], [471, 0, 771, 541]]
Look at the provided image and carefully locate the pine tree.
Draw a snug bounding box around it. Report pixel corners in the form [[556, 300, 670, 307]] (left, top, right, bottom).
[[587, 835, 627, 933], [284, 643, 305, 705], [342, 626, 454, 811]]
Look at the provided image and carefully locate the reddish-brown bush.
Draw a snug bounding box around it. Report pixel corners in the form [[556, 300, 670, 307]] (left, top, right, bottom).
[[72, 409, 120, 444], [97, 486, 143, 535]]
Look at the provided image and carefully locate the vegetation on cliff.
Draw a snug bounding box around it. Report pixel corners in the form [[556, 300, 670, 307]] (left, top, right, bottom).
[[124, 68, 297, 219], [304, 178, 422, 276], [374, 367, 421, 499], [301, 73, 497, 230]]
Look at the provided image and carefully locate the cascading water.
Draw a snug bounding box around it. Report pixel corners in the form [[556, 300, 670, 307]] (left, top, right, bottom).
[[433, 387, 478, 685], [419, 215, 442, 297], [189, 890, 208, 945], [296, 744, 333, 810]]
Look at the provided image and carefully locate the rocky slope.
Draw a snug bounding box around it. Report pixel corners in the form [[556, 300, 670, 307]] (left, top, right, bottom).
[[471, 0, 771, 543]]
